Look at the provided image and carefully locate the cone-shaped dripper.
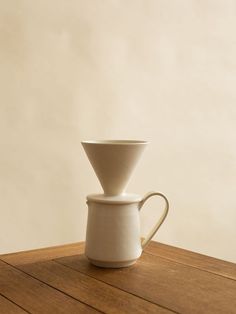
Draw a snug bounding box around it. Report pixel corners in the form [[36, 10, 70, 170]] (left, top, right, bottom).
[[81, 140, 148, 196]]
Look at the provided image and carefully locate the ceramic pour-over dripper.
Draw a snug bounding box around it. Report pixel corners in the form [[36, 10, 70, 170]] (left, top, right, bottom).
[[81, 140, 148, 196]]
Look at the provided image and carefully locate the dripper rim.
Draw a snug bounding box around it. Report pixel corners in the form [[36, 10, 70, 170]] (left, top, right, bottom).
[[81, 140, 149, 145]]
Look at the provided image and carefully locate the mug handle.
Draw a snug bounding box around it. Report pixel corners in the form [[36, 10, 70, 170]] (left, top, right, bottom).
[[139, 191, 169, 250]]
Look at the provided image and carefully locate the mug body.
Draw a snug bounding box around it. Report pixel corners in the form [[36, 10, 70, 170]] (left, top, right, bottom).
[[85, 199, 142, 268]]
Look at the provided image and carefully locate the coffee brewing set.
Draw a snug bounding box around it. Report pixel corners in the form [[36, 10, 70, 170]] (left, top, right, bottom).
[[81, 140, 169, 268]]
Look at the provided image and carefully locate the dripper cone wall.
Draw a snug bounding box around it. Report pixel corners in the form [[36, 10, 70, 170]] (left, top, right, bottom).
[[82, 140, 148, 196]]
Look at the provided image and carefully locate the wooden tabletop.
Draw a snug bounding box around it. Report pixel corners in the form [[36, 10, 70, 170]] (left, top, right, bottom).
[[0, 241, 235, 314]]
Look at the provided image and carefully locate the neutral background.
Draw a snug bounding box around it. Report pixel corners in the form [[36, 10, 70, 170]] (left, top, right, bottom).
[[0, 0, 235, 262]]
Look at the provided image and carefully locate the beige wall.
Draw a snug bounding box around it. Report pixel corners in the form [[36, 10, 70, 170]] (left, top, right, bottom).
[[0, 1, 235, 262]]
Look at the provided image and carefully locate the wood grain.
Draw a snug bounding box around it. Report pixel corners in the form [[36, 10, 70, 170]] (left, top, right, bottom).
[[56, 252, 236, 314], [0, 263, 98, 313], [19, 260, 173, 314], [1, 241, 235, 314], [145, 241, 236, 280], [0, 294, 28, 314], [0, 242, 85, 266]]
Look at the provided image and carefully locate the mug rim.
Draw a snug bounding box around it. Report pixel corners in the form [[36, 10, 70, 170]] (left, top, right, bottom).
[[81, 140, 149, 145]]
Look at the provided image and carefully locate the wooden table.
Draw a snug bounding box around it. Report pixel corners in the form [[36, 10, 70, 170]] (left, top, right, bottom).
[[0, 241, 235, 314]]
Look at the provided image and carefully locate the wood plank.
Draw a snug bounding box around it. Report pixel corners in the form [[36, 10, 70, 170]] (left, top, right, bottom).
[[0, 242, 85, 266], [19, 260, 173, 314], [56, 253, 236, 314], [144, 241, 236, 280], [0, 263, 98, 313], [0, 294, 28, 314], [0, 260, 7, 267]]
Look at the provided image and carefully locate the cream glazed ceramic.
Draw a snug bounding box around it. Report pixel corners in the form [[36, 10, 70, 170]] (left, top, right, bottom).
[[85, 192, 169, 268], [81, 140, 169, 268], [81, 140, 147, 196]]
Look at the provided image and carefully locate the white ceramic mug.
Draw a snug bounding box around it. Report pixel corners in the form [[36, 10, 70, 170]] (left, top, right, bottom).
[[85, 191, 169, 268]]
